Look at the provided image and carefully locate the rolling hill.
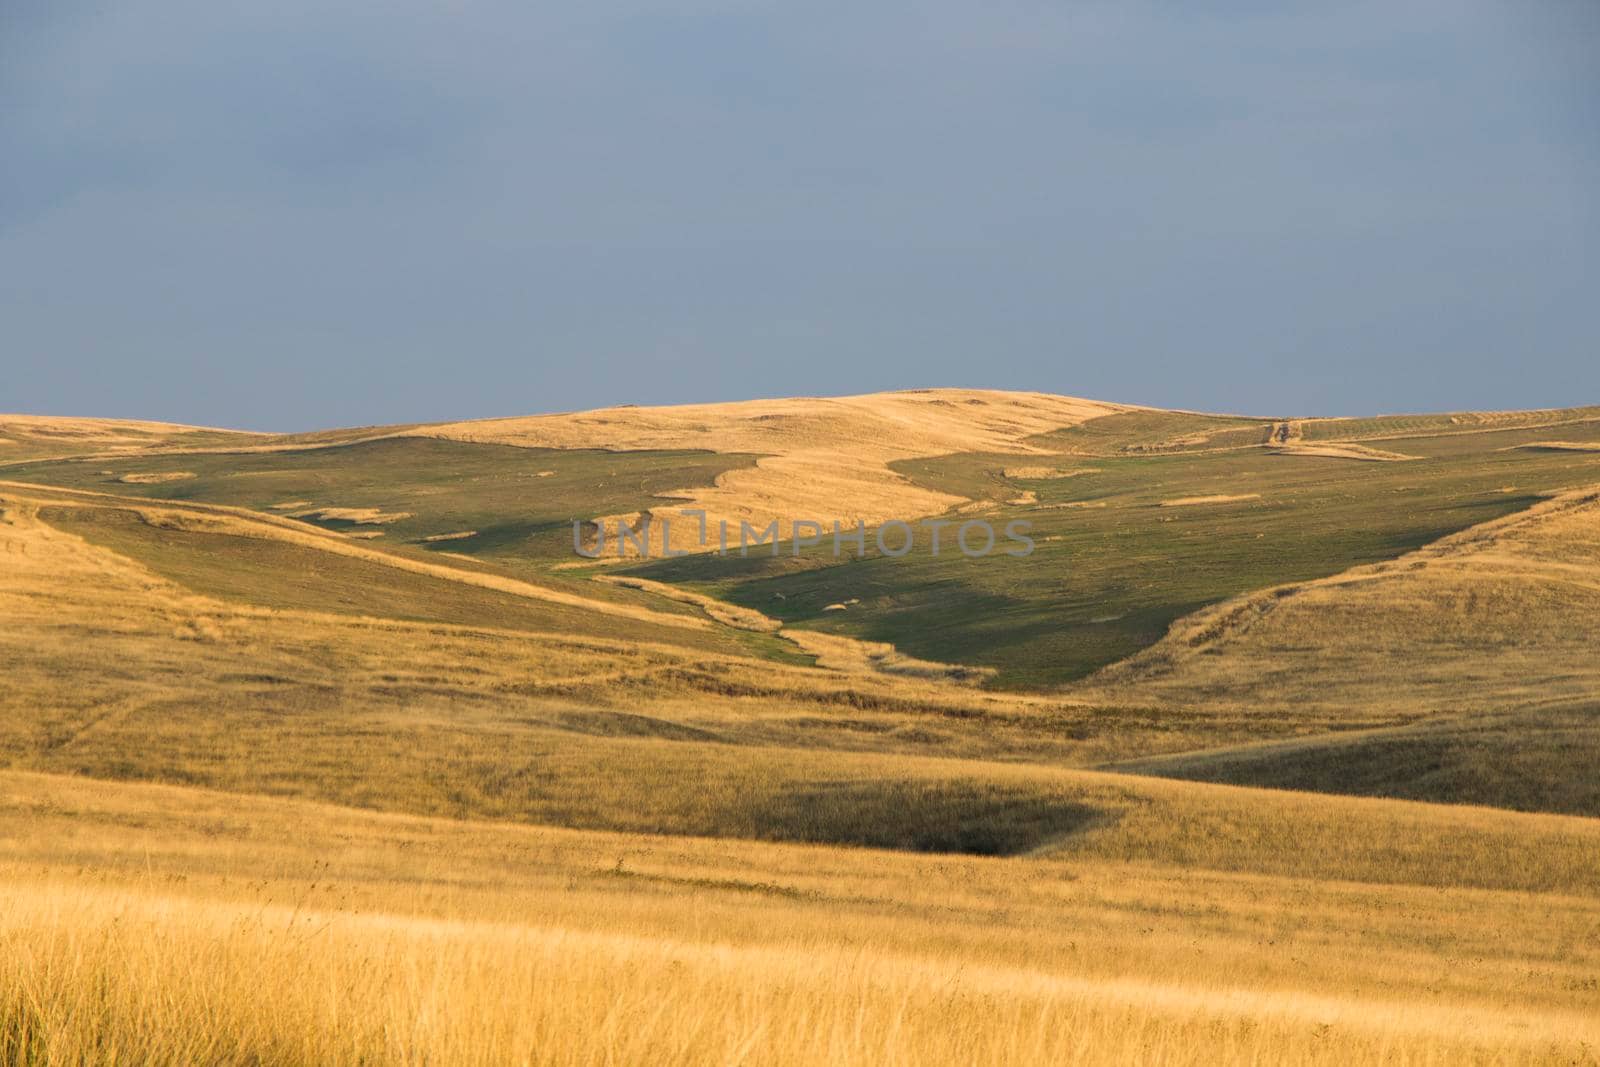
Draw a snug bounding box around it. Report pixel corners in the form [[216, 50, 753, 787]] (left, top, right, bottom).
[[4, 390, 1600, 1065]]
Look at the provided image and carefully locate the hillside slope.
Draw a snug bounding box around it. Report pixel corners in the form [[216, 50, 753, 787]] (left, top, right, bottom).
[[0, 414, 265, 462], [1086, 484, 1600, 719], [1108, 702, 1600, 816], [408, 389, 1126, 552]]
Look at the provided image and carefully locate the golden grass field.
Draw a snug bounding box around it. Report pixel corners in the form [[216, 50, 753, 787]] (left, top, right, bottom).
[[5, 771, 1600, 1066], [415, 389, 1126, 553], [3, 393, 1600, 1065]]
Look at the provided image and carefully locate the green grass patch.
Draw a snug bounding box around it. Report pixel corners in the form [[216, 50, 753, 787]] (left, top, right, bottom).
[[7, 436, 758, 566]]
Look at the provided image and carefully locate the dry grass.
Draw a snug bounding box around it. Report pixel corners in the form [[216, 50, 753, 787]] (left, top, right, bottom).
[[421, 389, 1120, 460], [1302, 406, 1600, 442], [1157, 493, 1261, 507], [6, 403, 1600, 1064], [783, 629, 997, 686], [1110, 702, 1600, 815], [1089, 484, 1600, 718], [10, 456, 1600, 750], [0, 483, 711, 631], [2, 771, 1598, 1066], [1002, 466, 1099, 479], [0, 414, 238, 435], [595, 574, 784, 632], [8, 398, 1600, 1066], [0, 416, 264, 464], [416, 390, 1123, 553], [30, 476, 1600, 856], [114, 471, 197, 484], [288, 505, 414, 525], [1271, 443, 1421, 461], [1, 482, 1170, 784], [1513, 440, 1600, 453]]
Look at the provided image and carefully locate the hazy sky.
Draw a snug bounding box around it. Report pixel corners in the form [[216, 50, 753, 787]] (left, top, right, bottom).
[[4, 2, 1596, 431]]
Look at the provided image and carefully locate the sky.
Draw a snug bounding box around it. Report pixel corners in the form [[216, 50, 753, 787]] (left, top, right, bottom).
[[3, 1, 1596, 431]]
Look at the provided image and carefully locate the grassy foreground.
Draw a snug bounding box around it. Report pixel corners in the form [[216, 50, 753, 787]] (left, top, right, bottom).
[[3, 771, 1599, 1066]]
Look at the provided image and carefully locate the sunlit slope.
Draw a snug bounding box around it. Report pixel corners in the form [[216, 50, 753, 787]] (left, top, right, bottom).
[[3, 771, 1599, 1064], [0, 436, 760, 575], [3, 484, 736, 639], [1034, 405, 1600, 454], [1300, 405, 1600, 443], [0, 414, 264, 463], [404, 389, 1126, 551], [1088, 483, 1600, 718], [4, 390, 1123, 558]]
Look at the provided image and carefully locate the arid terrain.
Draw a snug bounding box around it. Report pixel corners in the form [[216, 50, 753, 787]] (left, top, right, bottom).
[[3, 390, 1599, 1065]]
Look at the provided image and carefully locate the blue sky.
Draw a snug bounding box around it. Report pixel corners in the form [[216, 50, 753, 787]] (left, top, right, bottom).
[[4, 1, 1595, 430]]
